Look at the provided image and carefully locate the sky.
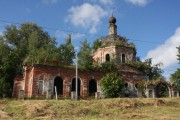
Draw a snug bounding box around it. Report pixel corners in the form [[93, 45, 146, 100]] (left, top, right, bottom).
[[0, 0, 180, 80]]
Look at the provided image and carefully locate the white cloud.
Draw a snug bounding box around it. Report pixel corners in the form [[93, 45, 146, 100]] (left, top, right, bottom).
[[0, 28, 3, 36], [0, 31, 2, 36], [126, 0, 149, 6], [65, 3, 108, 34], [99, 0, 113, 5], [42, 0, 59, 5], [143, 27, 180, 69]]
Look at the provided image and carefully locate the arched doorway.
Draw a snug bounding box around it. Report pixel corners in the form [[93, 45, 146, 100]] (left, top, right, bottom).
[[106, 54, 110, 62], [71, 78, 81, 96], [89, 79, 97, 96], [155, 83, 169, 98], [54, 77, 63, 96]]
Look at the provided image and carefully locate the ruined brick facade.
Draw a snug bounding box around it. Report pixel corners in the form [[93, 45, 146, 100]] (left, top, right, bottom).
[[13, 64, 146, 98]]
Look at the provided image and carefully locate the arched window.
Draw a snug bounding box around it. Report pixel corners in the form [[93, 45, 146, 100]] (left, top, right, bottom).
[[106, 54, 110, 62], [122, 54, 125, 63]]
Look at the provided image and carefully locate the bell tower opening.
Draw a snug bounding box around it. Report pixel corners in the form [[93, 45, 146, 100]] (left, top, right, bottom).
[[122, 54, 125, 63]]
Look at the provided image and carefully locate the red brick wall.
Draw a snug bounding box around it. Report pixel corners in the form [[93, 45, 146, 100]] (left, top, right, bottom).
[[29, 65, 106, 98], [13, 76, 24, 98], [13, 64, 145, 98]]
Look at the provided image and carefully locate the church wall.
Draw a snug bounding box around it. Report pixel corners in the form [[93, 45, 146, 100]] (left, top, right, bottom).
[[28, 65, 106, 98], [93, 46, 116, 64], [13, 64, 148, 98], [93, 46, 135, 65], [115, 46, 135, 64], [122, 72, 145, 83], [13, 76, 24, 98]]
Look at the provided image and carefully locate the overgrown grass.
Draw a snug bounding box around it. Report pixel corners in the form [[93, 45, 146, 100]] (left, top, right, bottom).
[[0, 98, 180, 120]]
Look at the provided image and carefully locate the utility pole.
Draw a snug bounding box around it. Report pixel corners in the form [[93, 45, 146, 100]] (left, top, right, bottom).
[[75, 51, 78, 100]]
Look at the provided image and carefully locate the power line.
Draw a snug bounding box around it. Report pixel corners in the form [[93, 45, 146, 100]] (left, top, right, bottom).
[[0, 19, 102, 37], [0, 19, 179, 73], [0, 19, 180, 46]]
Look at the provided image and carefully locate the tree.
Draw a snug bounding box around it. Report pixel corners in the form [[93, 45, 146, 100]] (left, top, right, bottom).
[[170, 69, 180, 91], [92, 39, 101, 51], [23, 31, 58, 65], [58, 35, 75, 65], [100, 71, 123, 98], [131, 58, 163, 80], [78, 40, 93, 70], [0, 23, 58, 97], [170, 46, 180, 90], [100, 60, 118, 71]]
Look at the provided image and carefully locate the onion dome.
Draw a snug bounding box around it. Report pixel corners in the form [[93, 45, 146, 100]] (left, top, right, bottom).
[[109, 16, 116, 24]]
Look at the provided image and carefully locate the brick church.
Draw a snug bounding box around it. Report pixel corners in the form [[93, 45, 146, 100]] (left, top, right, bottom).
[[14, 16, 177, 99]]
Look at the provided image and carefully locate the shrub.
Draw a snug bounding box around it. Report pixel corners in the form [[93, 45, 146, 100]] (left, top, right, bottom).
[[100, 71, 123, 98]]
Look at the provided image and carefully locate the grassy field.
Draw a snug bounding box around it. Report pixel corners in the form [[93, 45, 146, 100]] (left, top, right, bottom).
[[0, 98, 180, 120]]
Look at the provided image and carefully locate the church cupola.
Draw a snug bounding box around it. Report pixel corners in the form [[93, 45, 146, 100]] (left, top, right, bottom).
[[109, 16, 117, 35]]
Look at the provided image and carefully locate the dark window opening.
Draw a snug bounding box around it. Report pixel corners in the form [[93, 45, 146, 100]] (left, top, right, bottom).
[[135, 83, 138, 89], [106, 54, 110, 62], [156, 83, 168, 98], [124, 83, 130, 97], [122, 54, 125, 63], [89, 79, 97, 96], [124, 83, 128, 88], [71, 78, 81, 96]]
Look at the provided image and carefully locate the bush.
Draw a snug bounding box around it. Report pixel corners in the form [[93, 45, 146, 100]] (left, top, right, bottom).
[[100, 71, 123, 98]]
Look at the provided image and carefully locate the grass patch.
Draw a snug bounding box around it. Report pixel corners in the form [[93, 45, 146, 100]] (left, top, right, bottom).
[[0, 98, 180, 120]]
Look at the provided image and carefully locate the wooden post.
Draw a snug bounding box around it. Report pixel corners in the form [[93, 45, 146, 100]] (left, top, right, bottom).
[[55, 86, 57, 100]]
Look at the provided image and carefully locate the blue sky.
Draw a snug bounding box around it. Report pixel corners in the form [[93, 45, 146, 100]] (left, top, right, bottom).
[[0, 0, 180, 80]]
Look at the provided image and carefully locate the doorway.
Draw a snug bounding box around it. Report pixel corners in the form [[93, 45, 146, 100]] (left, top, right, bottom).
[[54, 77, 63, 96], [89, 79, 97, 96], [71, 78, 81, 96]]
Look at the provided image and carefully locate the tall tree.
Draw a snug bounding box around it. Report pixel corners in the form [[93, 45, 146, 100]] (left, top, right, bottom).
[[78, 40, 93, 70], [58, 35, 75, 65], [0, 23, 58, 97]]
